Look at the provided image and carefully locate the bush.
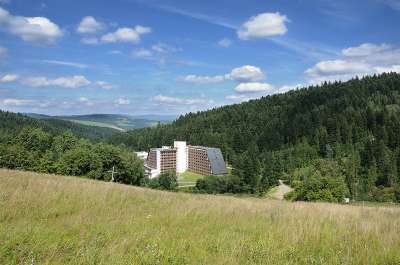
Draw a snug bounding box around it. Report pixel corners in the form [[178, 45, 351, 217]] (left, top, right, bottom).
[[148, 171, 178, 191], [195, 175, 243, 194], [288, 160, 349, 203]]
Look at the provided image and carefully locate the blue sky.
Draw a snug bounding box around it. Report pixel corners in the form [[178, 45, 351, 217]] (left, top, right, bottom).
[[0, 0, 399, 115]]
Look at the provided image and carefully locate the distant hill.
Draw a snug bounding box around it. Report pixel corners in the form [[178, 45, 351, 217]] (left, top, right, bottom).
[[26, 113, 175, 131], [1, 111, 116, 141]]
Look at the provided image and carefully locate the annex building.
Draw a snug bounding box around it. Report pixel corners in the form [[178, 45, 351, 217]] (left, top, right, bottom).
[[144, 141, 228, 178]]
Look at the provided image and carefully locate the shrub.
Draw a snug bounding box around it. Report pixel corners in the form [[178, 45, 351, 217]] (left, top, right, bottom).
[[148, 171, 178, 191]]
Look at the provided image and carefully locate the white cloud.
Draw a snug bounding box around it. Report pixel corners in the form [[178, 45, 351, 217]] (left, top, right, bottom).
[[342, 43, 392, 57], [132, 48, 153, 59], [81, 37, 99, 45], [151, 42, 180, 53], [115, 97, 130, 105], [0, 74, 18, 82], [229, 65, 265, 82], [152, 95, 210, 105], [305, 43, 400, 84], [0, 7, 63, 44], [77, 16, 104, 34], [305, 59, 372, 83], [305, 60, 371, 77], [180, 65, 265, 84], [24, 75, 91, 88], [234, 82, 273, 93], [238, 12, 289, 40], [0, 46, 7, 57], [218, 38, 232, 48], [374, 65, 400, 74], [101, 26, 151, 44], [180, 74, 226, 84], [0, 98, 49, 108], [78, 97, 94, 106], [225, 94, 259, 103], [95, 81, 114, 89], [41, 60, 88, 69], [276, 84, 302, 94]]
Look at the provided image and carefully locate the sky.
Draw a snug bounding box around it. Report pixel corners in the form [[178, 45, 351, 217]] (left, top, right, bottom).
[[0, 0, 399, 116]]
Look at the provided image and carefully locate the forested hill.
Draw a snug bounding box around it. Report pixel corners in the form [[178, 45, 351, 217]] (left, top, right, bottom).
[[0, 111, 116, 141], [111, 73, 400, 202]]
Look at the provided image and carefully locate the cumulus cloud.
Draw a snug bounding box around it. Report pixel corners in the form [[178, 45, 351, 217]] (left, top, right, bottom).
[[101, 26, 151, 44], [77, 16, 104, 34], [229, 65, 265, 82], [234, 82, 273, 93], [218, 38, 232, 48], [152, 95, 211, 105], [305, 60, 371, 77], [342, 43, 392, 57], [0, 74, 18, 83], [305, 43, 400, 84], [115, 97, 130, 105], [24, 75, 91, 88], [238, 12, 289, 40], [0, 46, 7, 57], [181, 65, 265, 84], [0, 7, 63, 44]]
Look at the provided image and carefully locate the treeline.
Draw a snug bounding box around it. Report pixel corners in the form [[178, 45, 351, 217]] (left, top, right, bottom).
[[110, 73, 400, 202], [0, 111, 145, 185]]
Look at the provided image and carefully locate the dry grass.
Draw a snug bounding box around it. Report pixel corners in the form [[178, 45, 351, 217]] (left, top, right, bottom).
[[1, 169, 400, 265]]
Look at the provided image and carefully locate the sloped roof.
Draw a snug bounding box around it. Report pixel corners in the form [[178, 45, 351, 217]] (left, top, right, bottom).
[[207, 148, 228, 175]]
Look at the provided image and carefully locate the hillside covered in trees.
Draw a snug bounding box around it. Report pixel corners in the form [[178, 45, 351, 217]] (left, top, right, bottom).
[[111, 73, 400, 202], [0, 111, 145, 185]]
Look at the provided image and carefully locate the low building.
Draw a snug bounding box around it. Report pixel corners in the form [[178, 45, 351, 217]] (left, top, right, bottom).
[[144, 141, 227, 178], [135, 151, 148, 160]]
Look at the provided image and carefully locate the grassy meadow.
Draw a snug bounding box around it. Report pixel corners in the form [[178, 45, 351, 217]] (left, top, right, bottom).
[[1, 169, 400, 265]]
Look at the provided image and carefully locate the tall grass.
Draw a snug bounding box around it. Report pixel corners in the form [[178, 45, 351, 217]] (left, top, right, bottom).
[[1, 169, 400, 264]]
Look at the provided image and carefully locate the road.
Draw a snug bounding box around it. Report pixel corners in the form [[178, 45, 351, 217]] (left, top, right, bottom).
[[270, 180, 293, 200]]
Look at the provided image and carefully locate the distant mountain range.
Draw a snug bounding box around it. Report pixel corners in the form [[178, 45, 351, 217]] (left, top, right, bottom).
[[26, 113, 176, 131]]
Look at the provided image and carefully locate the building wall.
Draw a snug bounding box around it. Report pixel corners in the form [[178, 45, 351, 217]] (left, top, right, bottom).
[[174, 141, 188, 173], [147, 150, 157, 169], [187, 146, 212, 176], [160, 149, 177, 173]]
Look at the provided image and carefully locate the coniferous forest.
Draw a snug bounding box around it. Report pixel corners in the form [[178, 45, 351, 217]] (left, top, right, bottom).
[[109, 73, 400, 202], [2, 73, 400, 202]]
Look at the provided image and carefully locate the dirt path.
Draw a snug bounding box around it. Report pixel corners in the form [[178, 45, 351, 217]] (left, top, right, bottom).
[[270, 180, 293, 200]]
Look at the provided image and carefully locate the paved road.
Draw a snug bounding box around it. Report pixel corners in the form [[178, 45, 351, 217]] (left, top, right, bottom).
[[270, 180, 293, 200]]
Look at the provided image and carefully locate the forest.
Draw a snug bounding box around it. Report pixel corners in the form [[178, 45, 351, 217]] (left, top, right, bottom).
[[0, 111, 145, 186], [1, 73, 400, 202], [109, 73, 400, 202]]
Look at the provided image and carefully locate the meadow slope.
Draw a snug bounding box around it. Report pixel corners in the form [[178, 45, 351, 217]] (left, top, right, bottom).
[[1, 169, 400, 265]]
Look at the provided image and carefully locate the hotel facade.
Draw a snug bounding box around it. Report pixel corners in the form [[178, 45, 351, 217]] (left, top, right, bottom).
[[144, 141, 228, 178]]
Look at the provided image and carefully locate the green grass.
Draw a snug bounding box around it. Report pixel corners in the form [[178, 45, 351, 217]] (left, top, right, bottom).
[[178, 171, 204, 182], [63, 119, 125, 131], [1, 169, 400, 265]]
